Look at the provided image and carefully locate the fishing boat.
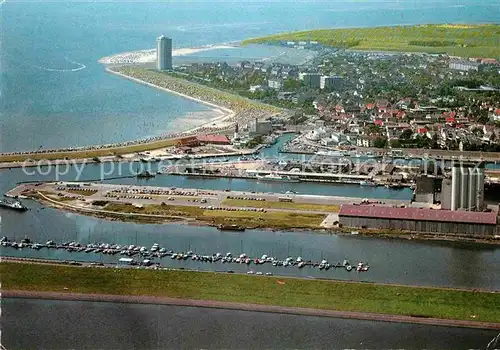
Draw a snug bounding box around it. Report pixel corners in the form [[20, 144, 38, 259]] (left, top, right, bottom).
[[0, 199, 28, 212], [359, 180, 377, 187], [256, 173, 300, 183]]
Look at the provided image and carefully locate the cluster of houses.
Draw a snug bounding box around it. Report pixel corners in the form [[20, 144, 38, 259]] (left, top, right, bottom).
[[306, 98, 500, 150], [176, 44, 499, 152]]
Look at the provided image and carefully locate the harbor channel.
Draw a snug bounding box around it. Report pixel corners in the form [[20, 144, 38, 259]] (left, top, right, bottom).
[[1, 135, 499, 290]]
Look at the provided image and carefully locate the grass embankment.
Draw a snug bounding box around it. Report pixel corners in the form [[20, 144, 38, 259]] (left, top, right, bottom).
[[2, 262, 499, 323], [0, 138, 179, 163], [243, 24, 500, 58], [112, 66, 280, 114], [104, 202, 325, 229], [223, 198, 340, 212]]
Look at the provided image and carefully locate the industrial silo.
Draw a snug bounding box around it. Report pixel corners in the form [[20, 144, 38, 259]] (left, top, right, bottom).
[[460, 166, 469, 210], [468, 167, 477, 210], [476, 165, 485, 210], [451, 164, 461, 210]]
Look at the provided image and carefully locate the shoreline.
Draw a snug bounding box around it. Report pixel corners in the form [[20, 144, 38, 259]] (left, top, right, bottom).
[[98, 44, 238, 65], [0, 69, 240, 162], [3, 290, 499, 330], [106, 67, 236, 134]]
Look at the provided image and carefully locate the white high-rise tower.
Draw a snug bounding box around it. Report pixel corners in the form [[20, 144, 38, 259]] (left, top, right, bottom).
[[156, 35, 172, 71]]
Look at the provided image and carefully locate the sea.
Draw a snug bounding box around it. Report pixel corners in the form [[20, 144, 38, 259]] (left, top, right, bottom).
[[1, 0, 499, 152], [1, 1, 500, 347]]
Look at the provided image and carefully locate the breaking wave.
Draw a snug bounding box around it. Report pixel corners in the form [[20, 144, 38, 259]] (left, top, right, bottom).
[[31, 57, 86, 72]]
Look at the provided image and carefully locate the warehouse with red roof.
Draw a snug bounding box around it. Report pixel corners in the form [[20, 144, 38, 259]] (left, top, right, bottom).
[[339, 204, 498, 236]]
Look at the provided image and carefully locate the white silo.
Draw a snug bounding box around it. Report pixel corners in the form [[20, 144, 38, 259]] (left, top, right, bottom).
[[475, 166, 485, 210], [468, 167, 477, 210], [451, 165, 461, 210], [460, 167, 470, 210]]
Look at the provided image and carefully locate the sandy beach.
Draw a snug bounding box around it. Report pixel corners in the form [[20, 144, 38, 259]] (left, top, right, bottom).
[[99, 44, 237, 65], [106, 67, 236, 134]]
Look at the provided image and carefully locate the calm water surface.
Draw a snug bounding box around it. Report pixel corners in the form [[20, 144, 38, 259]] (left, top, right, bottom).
[[2, 0, 499, 151], [2, 298, 498, 350]]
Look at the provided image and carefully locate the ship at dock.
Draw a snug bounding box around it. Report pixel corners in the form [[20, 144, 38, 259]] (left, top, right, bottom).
[[0, 198, 28, 212], [315, 150, 345, 157], [256, 173, 300, 183]]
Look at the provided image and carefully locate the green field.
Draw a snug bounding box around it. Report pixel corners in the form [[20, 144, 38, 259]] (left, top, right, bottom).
[[223, 198, 340, 212], [103, 202, 326, 229], [243, 24, 500, 58], [2, 262, 499, 323]]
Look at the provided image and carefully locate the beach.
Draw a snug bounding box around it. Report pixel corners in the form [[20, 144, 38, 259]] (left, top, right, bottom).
[[106, 67, 236, 133], [98, 44, 238, 65]]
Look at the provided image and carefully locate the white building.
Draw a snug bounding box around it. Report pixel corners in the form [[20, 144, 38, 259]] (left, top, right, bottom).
[[268, 79, 283, 90], [156, 35, 172, 71], [306, 128, 328, 141], [449, 60, 482, 72], [249, 85, 266, 93]]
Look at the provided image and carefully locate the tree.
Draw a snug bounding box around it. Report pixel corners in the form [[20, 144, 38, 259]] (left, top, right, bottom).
[[400, 129, 413, 140], [283, 79, 301, 91], [374, 137, 388, 149], [390, 139, 402, 148]]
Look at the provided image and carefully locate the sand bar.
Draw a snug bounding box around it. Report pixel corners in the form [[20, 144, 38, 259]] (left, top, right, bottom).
[[99, 44, 238, 65]]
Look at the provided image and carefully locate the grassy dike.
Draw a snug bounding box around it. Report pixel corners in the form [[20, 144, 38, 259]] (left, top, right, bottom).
[[222, 198, 340, 212], [243, 24, 500, 58], [102, 202, 326, 229], [1, 262, 499, 323]]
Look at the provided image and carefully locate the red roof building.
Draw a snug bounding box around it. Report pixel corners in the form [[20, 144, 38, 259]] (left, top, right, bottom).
[[373, 119, 384, 127], [339, 204, 498, 225], [416, 127, 428, 134], [396, 111, 406, 119], [196, 134, 231, 145]]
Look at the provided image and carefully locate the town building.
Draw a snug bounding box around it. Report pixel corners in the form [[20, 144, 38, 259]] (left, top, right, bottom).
[[449, 60, 483, 72], [156, 35, 172, 71], [249, 118, 272, 136], [320, 75, 344, 90], [299, 72, 322, 88], [268, 79, 283, 90]]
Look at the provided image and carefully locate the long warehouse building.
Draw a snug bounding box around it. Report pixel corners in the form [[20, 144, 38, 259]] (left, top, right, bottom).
[[339, 204, 498, 236]]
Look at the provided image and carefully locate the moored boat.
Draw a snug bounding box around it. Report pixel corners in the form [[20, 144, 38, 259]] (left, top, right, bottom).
[[0, 199, 28, 212], [217, 224, 245, 231], [256, 173, 300, 183]]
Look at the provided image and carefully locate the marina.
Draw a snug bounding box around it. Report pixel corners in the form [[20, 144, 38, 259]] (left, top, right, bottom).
[[0, 236, 369, 274]]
